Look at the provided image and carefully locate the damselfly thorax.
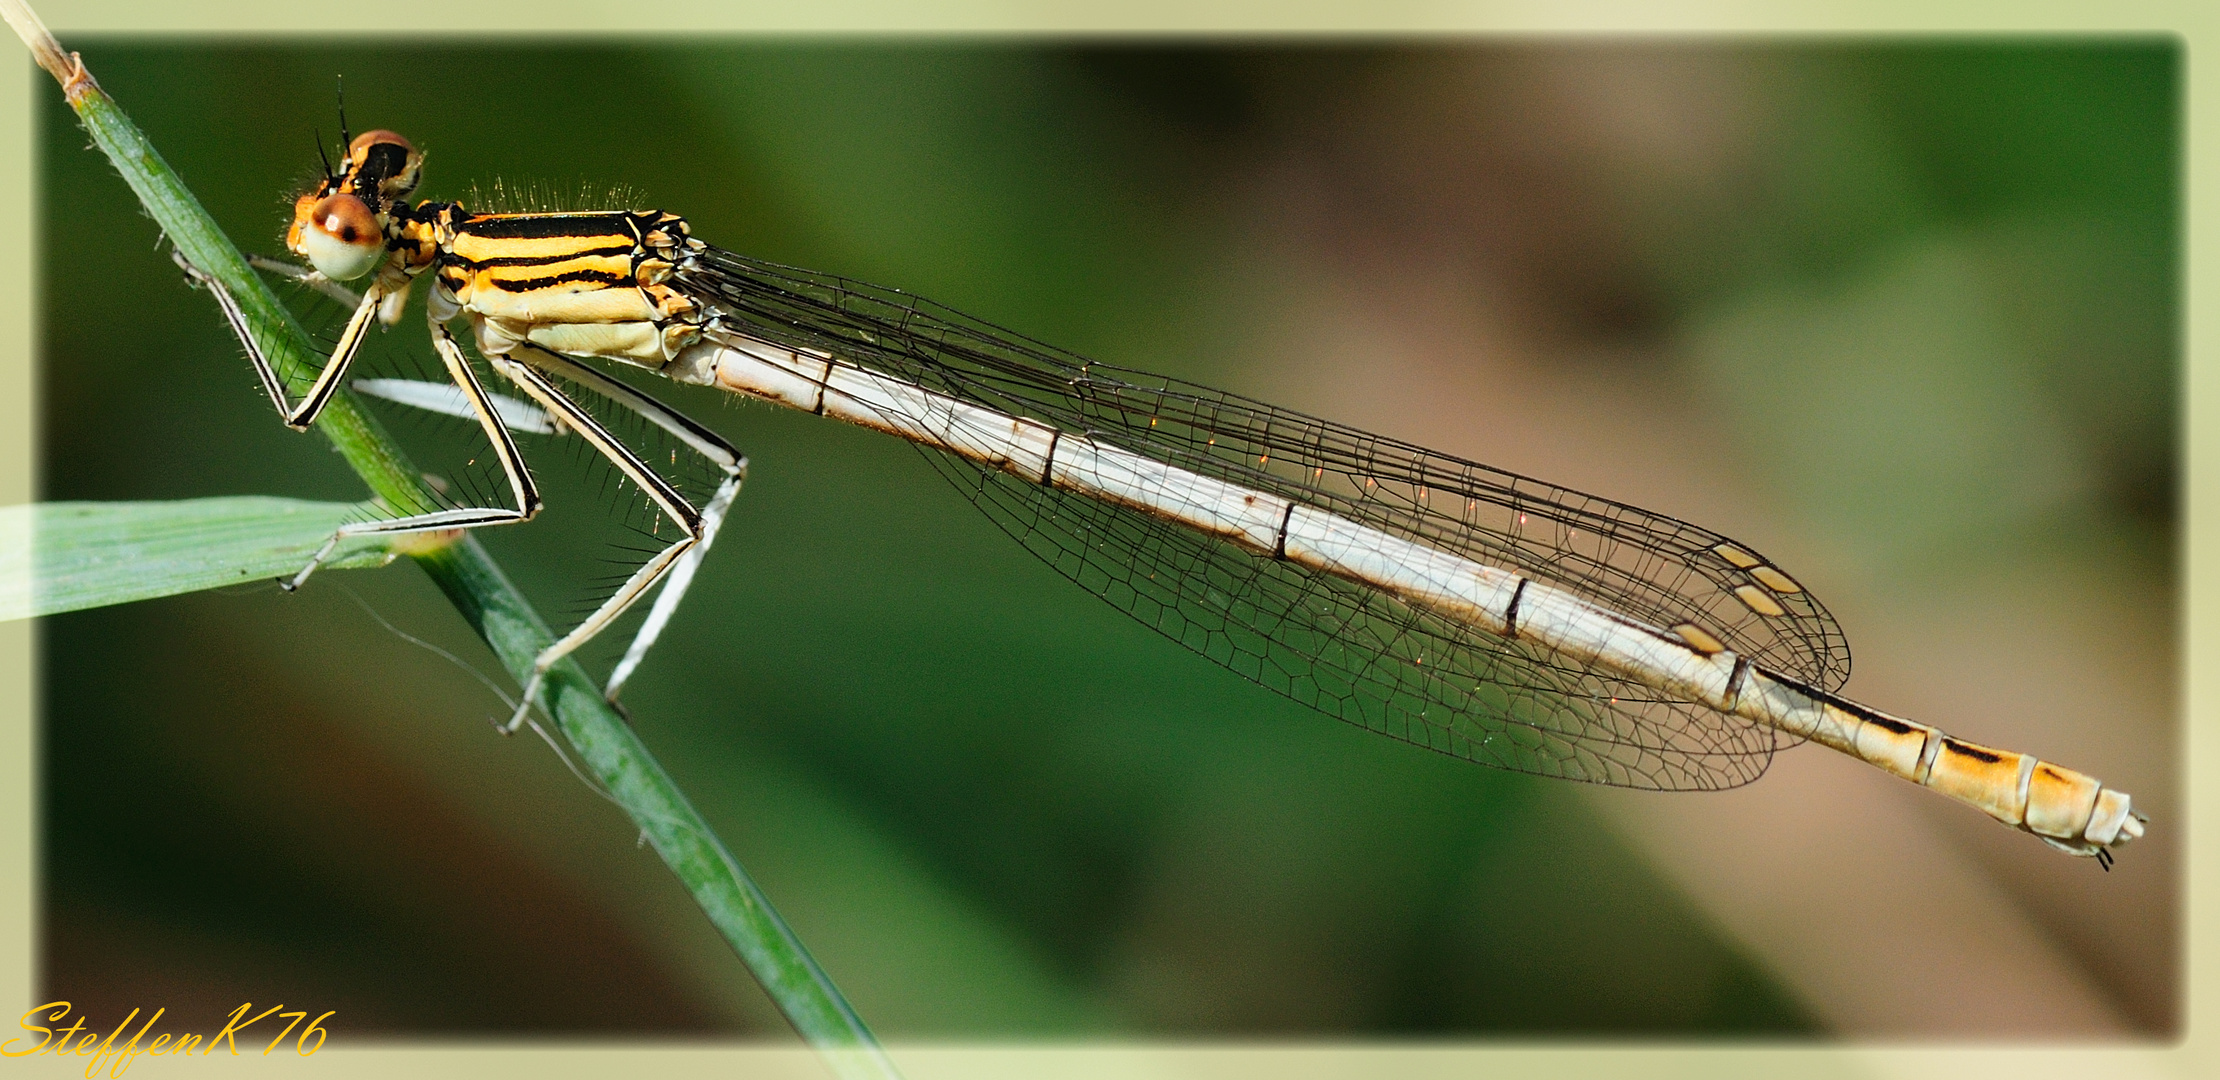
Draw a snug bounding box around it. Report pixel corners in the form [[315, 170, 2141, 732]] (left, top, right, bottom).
[[181, 125, 2144, 863], [298, 133, 715, 372]]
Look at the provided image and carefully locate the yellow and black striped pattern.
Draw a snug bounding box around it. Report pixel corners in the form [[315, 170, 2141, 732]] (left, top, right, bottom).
[[418, 208, 709, 369]]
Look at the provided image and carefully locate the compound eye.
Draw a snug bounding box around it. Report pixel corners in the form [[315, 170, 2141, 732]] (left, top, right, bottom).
[[347, 129, 423, 199], [294, 193, 385, 281], [348, 129, 413, 158]]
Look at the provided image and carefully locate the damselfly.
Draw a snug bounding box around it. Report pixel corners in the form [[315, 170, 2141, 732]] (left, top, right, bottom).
[[182, 124, 2144, 863]]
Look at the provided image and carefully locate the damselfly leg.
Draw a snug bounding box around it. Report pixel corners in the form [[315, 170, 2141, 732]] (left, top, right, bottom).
[[175, 251, 541, 586], [187, 128, 745, 724], [465, 343, 743, 729]]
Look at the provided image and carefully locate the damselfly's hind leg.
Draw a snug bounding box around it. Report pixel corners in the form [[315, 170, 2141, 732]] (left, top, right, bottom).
[[177, 252, 542, 591], [480, 344, 745, 732]]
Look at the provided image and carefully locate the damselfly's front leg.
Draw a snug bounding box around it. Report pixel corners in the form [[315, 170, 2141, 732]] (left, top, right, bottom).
[[177, 251, 391, 430], [177, 252, 543, 590], [480, 344, 745, 731]]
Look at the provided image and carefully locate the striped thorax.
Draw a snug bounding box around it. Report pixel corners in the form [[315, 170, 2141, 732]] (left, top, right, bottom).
[[426, 210, 710, 369], [287, 132, 715, 372]]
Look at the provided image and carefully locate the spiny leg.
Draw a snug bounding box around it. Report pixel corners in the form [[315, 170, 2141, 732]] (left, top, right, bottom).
[[354, 348, 745, 719], [281, 322, 545, 591], [481, 347, 742, 732], [604, 473, 741, 710], [178, 250, 391, 430], [177, 251, 292, 415], [515, 347, 746, 709], [176, 252, 541, 591]]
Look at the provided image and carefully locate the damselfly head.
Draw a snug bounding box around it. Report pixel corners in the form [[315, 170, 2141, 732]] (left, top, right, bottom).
[[284, 128, 422, 281]]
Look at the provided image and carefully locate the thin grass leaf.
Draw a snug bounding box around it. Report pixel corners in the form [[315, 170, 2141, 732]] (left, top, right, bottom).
[[5, 5, 898, 1073], [0, 497, 394, 621]]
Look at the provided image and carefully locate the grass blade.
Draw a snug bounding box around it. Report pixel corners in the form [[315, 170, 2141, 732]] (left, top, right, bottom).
[[1, 497, 393, 621]]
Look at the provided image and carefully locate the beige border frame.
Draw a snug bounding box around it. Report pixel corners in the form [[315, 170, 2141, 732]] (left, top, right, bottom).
[[3, 3, 2206, 1077]]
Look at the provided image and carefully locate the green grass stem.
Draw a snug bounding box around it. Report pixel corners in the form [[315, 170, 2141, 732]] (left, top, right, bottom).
[[6, 5, 899, 1072]]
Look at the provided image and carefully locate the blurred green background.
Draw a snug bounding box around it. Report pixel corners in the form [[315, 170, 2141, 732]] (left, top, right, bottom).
[[37, 41, 2176, 1038]]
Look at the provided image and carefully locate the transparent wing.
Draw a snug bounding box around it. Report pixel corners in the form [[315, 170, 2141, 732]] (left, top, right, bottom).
[[677, 248, 1851, 789]]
